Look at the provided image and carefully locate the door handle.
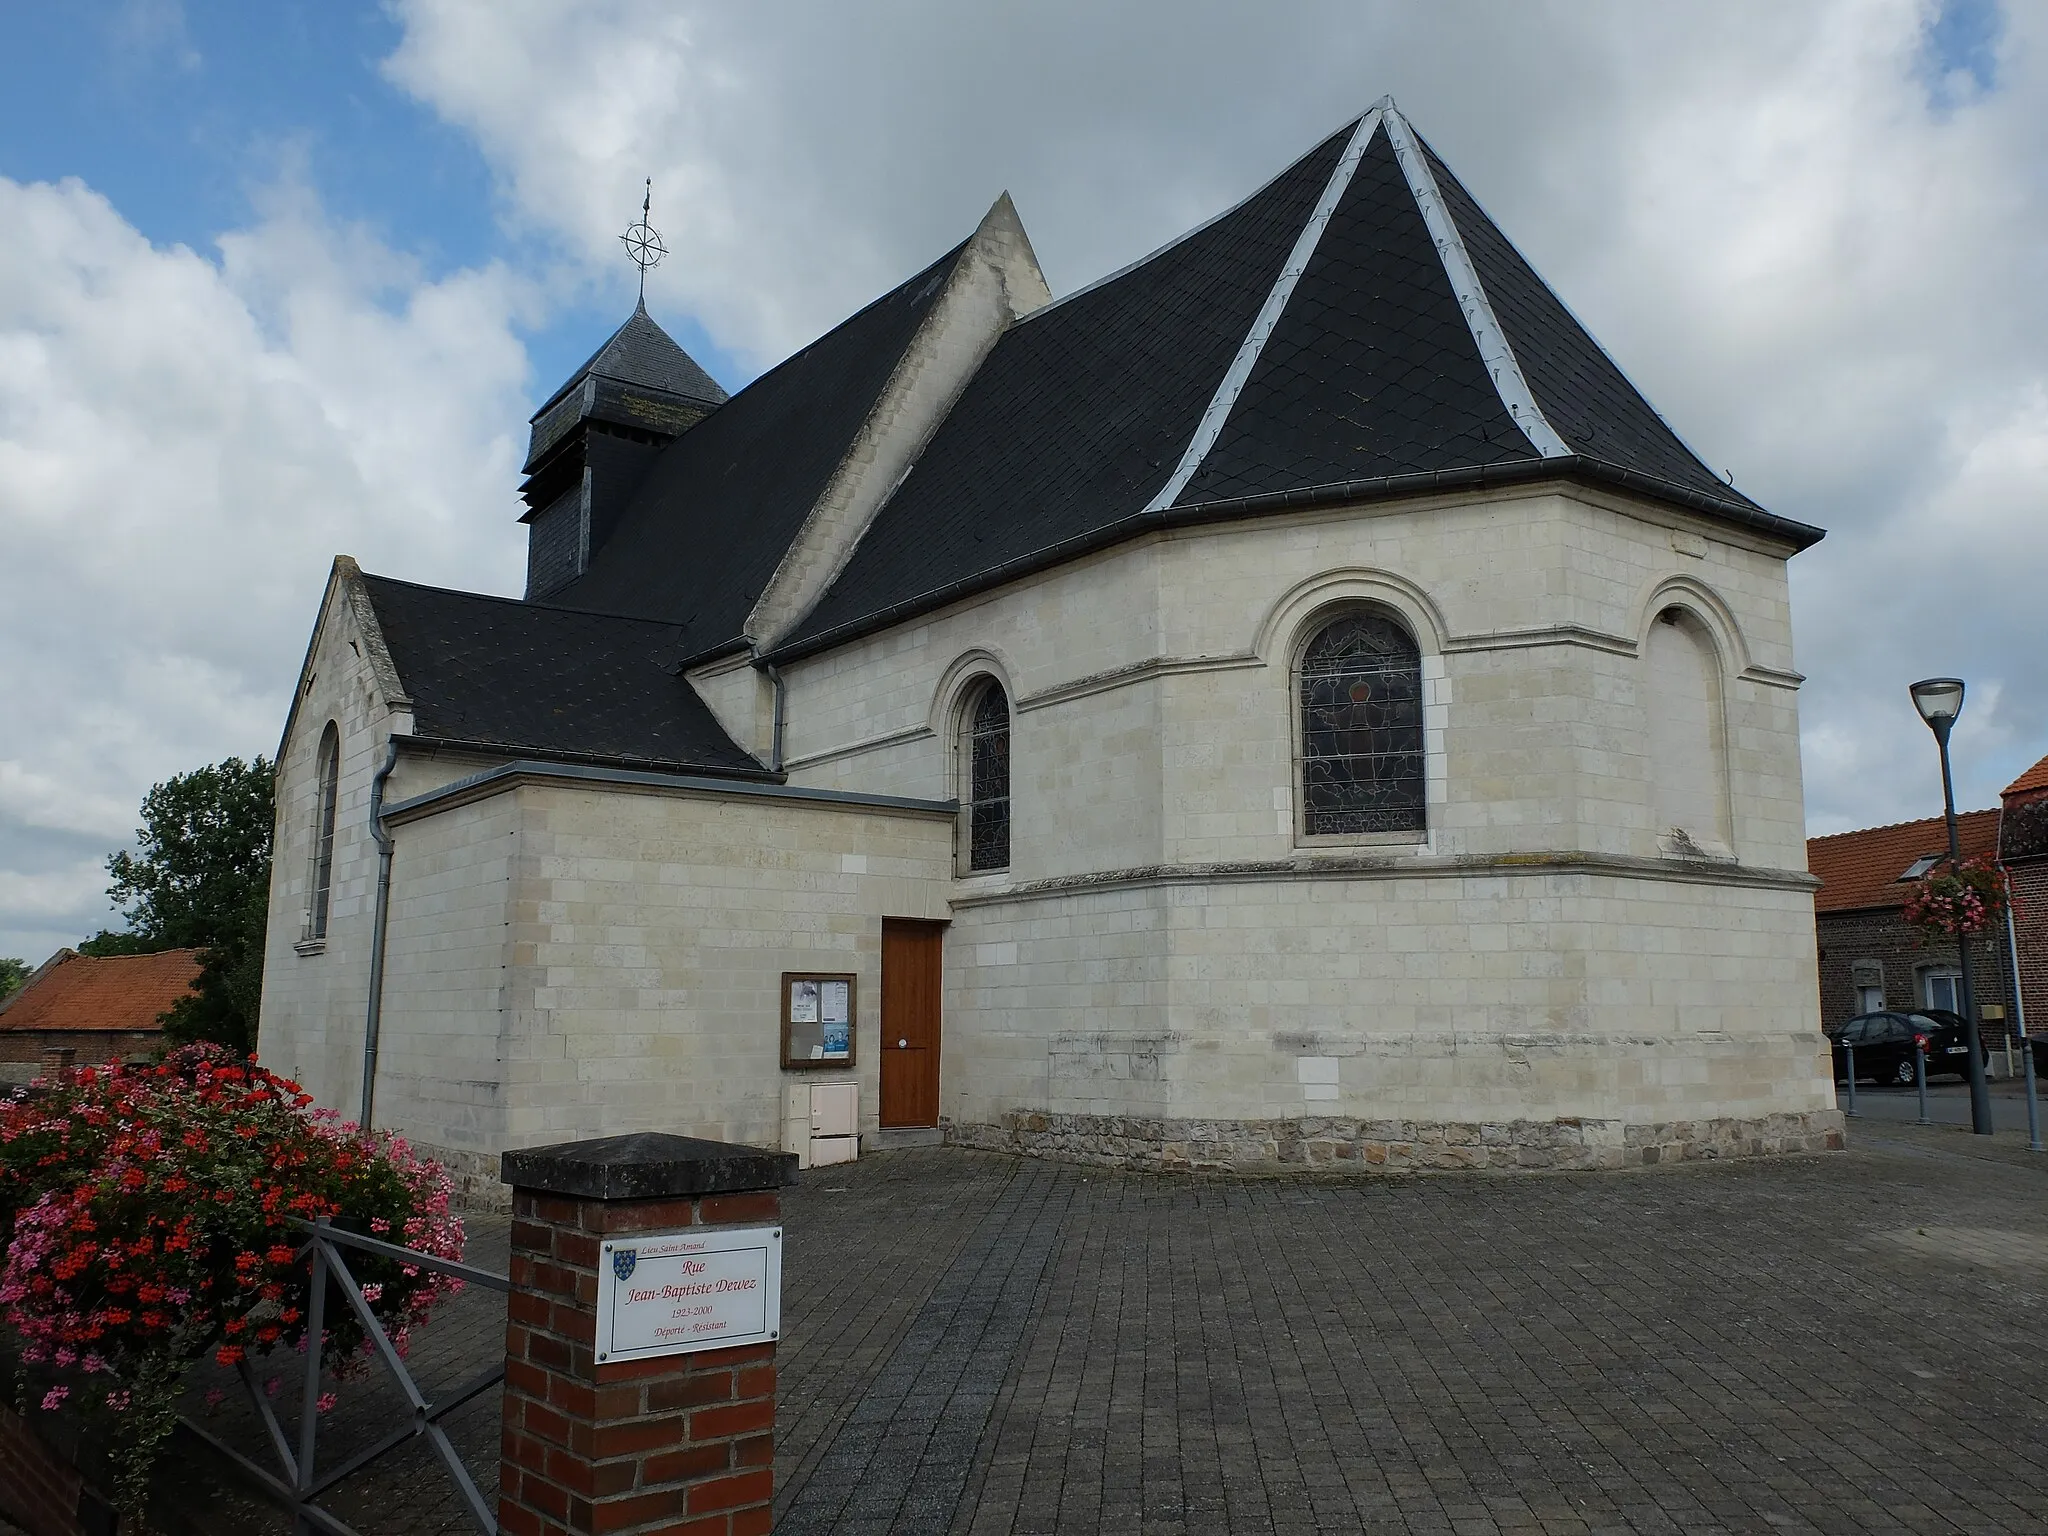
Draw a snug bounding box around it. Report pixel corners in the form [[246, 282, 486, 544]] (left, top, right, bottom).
[[898, 1038, 908, 1049]]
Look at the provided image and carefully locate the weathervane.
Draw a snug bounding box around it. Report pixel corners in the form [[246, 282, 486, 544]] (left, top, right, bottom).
[[620, 179, 666, 301]]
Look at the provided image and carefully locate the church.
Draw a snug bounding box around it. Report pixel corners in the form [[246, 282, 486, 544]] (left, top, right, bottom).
[[258, 99, 1841, 1203]]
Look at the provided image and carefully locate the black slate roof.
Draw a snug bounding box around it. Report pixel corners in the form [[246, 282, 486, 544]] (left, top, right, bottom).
[[1416, 139, 1746, 506], [534, 300, 728, 420], [541, 242, 967, 650], [773, 106, 1814, 659], [361, 574, 767, 776], [778, 125, 1354, 653]]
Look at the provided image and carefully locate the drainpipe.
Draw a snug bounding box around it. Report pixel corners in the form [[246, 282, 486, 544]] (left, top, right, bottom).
[[760, 661, 787, 773], [359, 739, 399, 1131]]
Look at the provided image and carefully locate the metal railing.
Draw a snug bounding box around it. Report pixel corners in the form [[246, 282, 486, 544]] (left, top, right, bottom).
[[177, 1217, 509, 1536]]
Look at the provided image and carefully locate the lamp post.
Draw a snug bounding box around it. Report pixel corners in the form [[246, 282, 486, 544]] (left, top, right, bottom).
[[1909, 677, 1994, 1135]]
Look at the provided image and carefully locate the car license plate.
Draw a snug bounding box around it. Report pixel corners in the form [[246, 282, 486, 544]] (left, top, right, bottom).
[[1945, 1045, 1967, 1054]]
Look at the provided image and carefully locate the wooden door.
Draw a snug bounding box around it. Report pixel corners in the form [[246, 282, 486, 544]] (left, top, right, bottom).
[[880, 920, 944, 1128]]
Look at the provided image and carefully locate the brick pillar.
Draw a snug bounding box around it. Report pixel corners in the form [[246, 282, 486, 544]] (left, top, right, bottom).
[[38, 1046, 75, 1080], [499, 1132, 797, 1536]]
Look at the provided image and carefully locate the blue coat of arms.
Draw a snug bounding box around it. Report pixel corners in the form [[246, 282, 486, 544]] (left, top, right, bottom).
[[611, 1248, 637, 1282]]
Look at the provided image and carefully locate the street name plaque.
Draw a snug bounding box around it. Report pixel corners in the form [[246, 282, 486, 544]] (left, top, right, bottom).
[[595, 1225, 782, 1362]]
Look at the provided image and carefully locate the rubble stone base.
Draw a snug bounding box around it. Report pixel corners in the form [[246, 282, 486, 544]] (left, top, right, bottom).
[[951, 1109, 1845, 1173], [414, 1141, 511, 1212]]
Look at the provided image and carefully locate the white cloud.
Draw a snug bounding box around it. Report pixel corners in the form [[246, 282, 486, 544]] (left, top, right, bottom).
[[0, 173, 532, 961]]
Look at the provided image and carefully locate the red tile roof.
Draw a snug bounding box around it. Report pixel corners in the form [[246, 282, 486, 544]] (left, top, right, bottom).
[[1807, 810, 2001, 914], [2004, 753, 2048, 798], [0, 949, 201, 1033]]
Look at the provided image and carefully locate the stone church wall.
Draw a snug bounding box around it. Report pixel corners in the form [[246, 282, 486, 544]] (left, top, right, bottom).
[[769, 480, 1833, 1165], [937, 868, 1835, 1170], [370, 778, 953, 1205]]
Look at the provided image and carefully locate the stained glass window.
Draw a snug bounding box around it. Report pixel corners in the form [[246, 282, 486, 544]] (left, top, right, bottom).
[[308, 724, 340, 938], [1298, 613, 1425, 836], [966, 682, 1010, 872]]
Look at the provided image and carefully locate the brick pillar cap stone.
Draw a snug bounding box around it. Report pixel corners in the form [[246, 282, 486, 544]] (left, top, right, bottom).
[[501, 1132, 797, 1199]]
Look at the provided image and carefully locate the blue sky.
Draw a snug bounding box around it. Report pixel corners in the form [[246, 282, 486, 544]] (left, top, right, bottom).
[[0, 1, 2043, 962], [0, 1, 747, 403]]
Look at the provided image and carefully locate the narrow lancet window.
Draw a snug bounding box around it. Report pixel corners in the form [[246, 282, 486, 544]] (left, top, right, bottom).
[[1299, 612, 1425, 836], [966, 683, 1011, 872], [307, 724, 340, 939]]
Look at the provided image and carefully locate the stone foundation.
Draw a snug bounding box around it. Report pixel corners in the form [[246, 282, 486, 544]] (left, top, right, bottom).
[[952, 1109, 1845, 1173], [412, 1140, 510, 1213]]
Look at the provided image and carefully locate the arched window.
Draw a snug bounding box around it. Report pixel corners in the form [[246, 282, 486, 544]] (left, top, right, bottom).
[[1298, 612, 1425, 836], [1645, 607, 1730, 853], [964, 682, 1011, 872], [307, 724, 340, 939]]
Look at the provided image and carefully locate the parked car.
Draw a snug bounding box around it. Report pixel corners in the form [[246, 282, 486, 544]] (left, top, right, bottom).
[[1825, 1010, 1984, 1086], [1919, 1009, 2048, 1078]]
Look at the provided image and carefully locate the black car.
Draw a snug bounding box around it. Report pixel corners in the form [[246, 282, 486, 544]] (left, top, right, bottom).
[[1826, 1010, 1984, 1086]]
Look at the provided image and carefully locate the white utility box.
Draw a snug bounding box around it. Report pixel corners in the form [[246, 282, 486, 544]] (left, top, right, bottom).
[[782, 1081, 859, 1169]]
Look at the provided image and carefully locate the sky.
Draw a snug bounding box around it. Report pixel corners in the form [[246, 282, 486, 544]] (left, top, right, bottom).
[[0, 0, 2043, 964]]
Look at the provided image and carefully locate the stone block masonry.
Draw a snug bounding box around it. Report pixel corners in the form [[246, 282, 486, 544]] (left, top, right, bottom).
[[498, 1132, 797, 1536], [956, 1107, 1845, 1171]]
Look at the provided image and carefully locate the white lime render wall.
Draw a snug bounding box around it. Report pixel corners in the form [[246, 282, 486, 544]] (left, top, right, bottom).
[[770, 483, 1835, 1166]]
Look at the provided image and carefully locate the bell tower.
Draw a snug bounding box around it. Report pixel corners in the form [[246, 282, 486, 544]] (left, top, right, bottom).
[[521, 186, 727, 599]]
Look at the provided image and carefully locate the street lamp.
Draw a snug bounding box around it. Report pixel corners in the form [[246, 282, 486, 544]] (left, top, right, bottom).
[[1908, 677, 1994, 1135]]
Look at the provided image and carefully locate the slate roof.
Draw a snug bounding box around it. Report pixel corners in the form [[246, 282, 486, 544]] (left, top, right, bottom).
[[1807, 810, 2000, 915], [0, 949, 201, 1033], [773, 102, 1818, 661], [361, 575, 768, 776], [533, 299, 728, 421], [347, 99, 1822, 771], [541, 243, 967, 648]]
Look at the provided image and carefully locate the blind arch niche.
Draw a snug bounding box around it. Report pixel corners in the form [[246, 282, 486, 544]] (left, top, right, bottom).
[[1645, 607, 1732, 856]]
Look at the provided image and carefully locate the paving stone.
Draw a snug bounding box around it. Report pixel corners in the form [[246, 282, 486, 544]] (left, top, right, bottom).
[[139, 1123, 2048, 1533]]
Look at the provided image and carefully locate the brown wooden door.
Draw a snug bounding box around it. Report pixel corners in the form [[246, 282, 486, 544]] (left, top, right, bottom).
[[880, 920, 944, 1128]]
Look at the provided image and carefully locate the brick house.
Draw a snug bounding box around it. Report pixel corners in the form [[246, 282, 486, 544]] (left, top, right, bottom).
[[2001, 752, 2048, 1037], [0, 948, 201, 1084], [1808, 811, 2018, 1046]]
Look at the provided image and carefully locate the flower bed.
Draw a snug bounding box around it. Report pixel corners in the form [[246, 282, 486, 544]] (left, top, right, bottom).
[[0, 1045, 464, 1515]]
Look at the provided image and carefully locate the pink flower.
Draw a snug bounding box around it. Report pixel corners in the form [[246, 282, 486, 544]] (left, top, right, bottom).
[[316, 1392, 338, 1414], [40, 1387, 67, 1411], [104, 1391, 131, 1412]]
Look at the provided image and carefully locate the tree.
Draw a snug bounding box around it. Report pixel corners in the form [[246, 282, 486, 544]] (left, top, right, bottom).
[[94, 757, 274, 1053], [0, 958, 29, 1003]]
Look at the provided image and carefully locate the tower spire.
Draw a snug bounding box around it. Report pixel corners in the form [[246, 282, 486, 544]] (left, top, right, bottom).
[[620, 178, 666, 304]]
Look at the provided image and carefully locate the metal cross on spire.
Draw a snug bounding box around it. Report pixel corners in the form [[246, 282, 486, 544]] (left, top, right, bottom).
[[620, 178, 666, 301]]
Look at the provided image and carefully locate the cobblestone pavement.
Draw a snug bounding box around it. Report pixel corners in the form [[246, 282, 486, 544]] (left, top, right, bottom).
[[156, 1123, 2048, 1534]]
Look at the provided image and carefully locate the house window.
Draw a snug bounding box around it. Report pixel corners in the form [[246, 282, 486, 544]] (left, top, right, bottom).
[[1923, 971, 1963, 1014], [1298, 611, 1424, 836], [964, 682, 1010, 872], [307, 724, 340, 939], [1856, 985, 1885, 1014], [1899, 855, 1939, 881]]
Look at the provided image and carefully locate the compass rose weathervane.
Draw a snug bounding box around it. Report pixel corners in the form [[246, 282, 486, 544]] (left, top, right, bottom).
[[620, 179, 666, 301]]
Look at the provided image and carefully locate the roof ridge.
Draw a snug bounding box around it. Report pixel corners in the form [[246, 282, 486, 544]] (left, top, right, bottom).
[[1142, 107, 1385, 513], [1017, 113, 1368, 329], [1808, 807, 1999, 842], [1408, 131, 1743, 496], [360, 571, 688, 632], [1381, 103, 1567, 460]]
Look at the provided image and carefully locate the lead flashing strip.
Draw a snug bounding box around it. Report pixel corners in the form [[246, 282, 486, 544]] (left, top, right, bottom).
[[1381, 103, 1571, 460], [380, 754, 956, 826], [1142, 108, 1385, 514]]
